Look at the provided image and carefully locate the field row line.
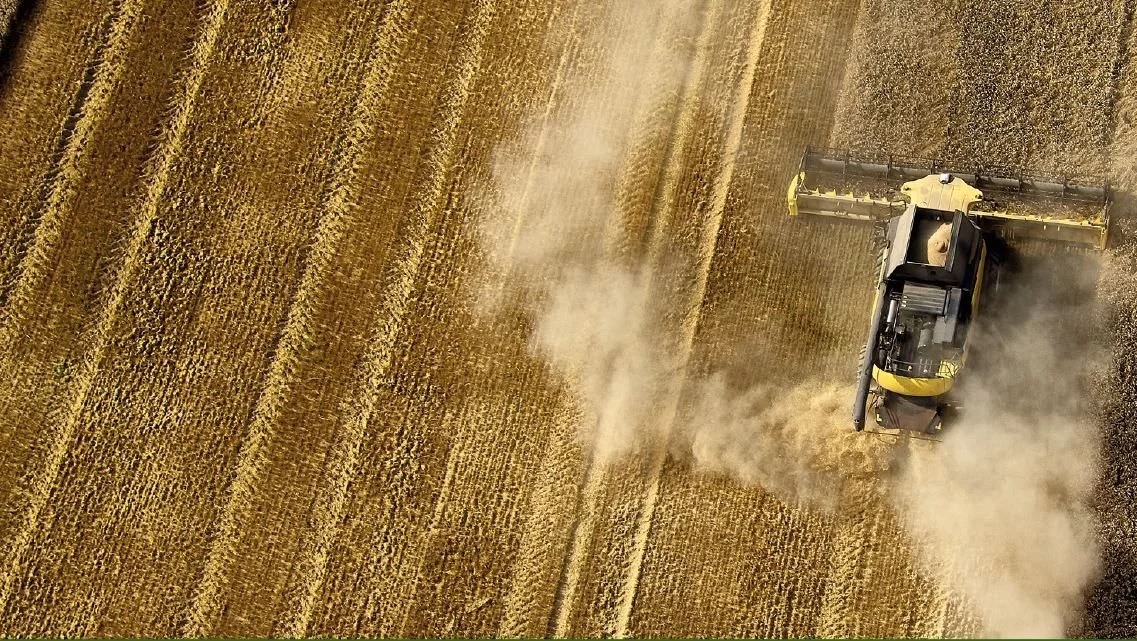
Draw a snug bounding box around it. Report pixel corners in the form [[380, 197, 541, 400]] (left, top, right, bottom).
[[280, 0, 497, 635], [497, 0, 583, 291], [354, 0, 499, 632], [180, 0, 415, 633], [610, 0, 771, 634], [0, 0, 230, 617], [492, 0, 587, 633], [537, 0, 711, 633], [0, 0, 134, 354], [538, 0, 682, 632]]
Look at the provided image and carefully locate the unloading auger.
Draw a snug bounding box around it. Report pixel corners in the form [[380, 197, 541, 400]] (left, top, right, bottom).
[[787, 147, 1110, 437]]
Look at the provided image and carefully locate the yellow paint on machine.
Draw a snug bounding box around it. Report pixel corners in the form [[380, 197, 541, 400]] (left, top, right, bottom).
[[961, 243, 986, 368], [900, 174, 983, 213], [787, 172, 803, 216], [872, 366, 953, 397]]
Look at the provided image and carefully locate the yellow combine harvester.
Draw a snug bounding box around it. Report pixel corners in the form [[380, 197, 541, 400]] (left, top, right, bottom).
[[787, 148, 1110, 437]]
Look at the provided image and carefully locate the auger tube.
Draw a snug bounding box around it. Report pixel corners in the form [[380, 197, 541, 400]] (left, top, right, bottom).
[[853, 278, 888, 431]]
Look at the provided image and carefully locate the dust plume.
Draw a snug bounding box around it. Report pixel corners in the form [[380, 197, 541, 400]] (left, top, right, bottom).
[[679, 375, 888, 509], [477, 0, 877, 502], [890, 255, 1104, 638], [530, 263, 675, 463], [479, 0, 1108, 622], [476, 0, 700, 465]]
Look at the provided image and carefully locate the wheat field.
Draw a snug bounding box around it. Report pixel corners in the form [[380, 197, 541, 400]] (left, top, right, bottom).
[[0, 0, 1134, 637]]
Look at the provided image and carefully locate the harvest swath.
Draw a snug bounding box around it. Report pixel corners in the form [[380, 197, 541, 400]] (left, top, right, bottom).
[[0, 0, 1133, 637]]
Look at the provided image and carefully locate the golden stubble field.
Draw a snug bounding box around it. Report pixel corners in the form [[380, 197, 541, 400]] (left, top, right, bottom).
[[0, 0, 1134, 637]]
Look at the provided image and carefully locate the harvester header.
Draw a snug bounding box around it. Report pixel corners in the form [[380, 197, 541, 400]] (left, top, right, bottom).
[[788, 147, 1111, 249]]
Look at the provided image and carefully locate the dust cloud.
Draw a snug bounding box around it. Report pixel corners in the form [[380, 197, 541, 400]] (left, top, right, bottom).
[[530, 263, 674, 463], [478, 0, 697, 465], [890, 255, 1104, 638], [477, 0, 882, 501], [476, 0, 872, 499], [680, 375, 886, 509]]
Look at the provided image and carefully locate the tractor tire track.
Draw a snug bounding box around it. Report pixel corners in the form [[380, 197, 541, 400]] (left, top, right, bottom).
[[546, 444, 604, 638], [496, 393, 580, 637], [496, 0, 583, 288], [540, 2, 711, 634], [611, 0, 867, 636], [624, 0, 869, 635], [488, 7, 597, 635], [527, 1, 728, 634], [482, 1, 695, 629], [0, 0, 229, 619], [610, 0, 757, 631], [181, 2, 414, 634], [0, 0, 123, 318]]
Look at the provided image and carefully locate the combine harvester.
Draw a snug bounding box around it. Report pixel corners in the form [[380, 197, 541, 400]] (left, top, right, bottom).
[[787, 148, 1110, 439]]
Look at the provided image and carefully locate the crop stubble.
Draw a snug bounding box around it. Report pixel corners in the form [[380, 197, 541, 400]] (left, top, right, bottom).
[[0, 0, 1135, 637]]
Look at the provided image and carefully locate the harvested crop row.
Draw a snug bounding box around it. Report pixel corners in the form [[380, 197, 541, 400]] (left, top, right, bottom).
[[478, 0, 748, 635], [180, 0, 592, 635], [0, 0, 205, 531], [183, 1, 418, 635], [300, 1, 600, 635], [56, 0, 375, 632], [605, 0, 777, 635], [0, 0, 226, 631], [626, 0, 903, 636], [0, 0, 144, 345], [0, 0, 242, 631], [0, 0, 382, 634], [261, 0, 502, 635], [0, 0, 115, 311], [317, 0, 712, 636], [544, 0, 739, 634]]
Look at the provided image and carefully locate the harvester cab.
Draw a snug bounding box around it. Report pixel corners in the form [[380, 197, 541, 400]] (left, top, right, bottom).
[[787, 148, 1110, 438]]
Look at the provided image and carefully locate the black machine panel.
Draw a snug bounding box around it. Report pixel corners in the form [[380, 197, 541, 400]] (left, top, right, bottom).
[[878, 281, 968, 380]]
